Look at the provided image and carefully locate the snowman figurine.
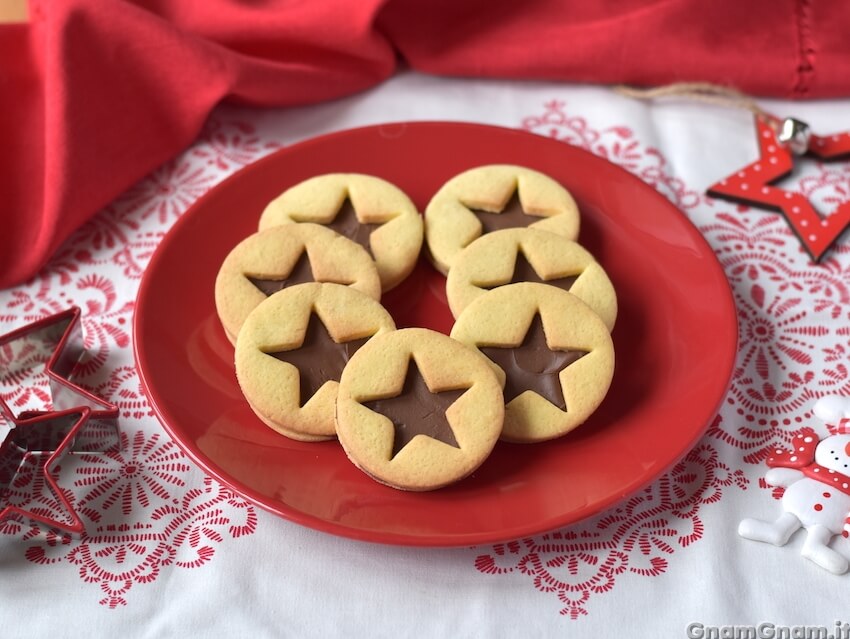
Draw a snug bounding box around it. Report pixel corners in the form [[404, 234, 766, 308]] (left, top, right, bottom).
[[738, 395, 850, 574]]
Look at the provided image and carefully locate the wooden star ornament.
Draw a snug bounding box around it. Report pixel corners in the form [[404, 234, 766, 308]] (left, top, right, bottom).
[[707, 116, 850, 262]]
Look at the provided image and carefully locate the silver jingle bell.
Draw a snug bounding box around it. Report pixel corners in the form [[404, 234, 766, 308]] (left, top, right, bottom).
[[777, 117, 811, 156]]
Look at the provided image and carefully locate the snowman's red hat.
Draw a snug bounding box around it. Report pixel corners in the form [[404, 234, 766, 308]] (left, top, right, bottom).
[[815, 395, 850, 433], [830, 417, 850, 435]]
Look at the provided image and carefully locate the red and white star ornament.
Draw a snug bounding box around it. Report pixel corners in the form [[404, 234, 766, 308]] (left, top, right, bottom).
[[707, 115, 850, 262]]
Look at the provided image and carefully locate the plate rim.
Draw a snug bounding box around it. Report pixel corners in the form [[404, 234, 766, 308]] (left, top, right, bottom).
[[133, 120, 738, 547]]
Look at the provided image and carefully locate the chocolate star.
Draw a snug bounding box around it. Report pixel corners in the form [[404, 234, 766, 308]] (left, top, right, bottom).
[[468, 191, 540, 234], [480, 313, 587, 411], [362, 359, 467, 458], [246, 250, 353, 297], [265, 313, 370, 407], [325, 198, 382, 255], [474, 250, 578, 292]]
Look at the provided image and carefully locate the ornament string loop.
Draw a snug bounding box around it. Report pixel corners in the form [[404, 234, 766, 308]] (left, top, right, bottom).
[[614, 82, 771, 119], [615, 83, 810, 155], [616, 81, 850, 262]]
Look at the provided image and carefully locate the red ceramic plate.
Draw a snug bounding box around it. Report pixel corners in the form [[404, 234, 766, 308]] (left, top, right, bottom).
[[134, 122, 736, 547]]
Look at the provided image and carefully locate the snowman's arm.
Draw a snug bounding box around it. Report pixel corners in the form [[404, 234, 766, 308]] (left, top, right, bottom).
[[765, 467, 805, 487]]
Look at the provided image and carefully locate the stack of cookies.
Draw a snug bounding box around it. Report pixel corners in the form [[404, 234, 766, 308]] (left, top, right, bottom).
[[430, 165, 617, 445], [214, 166, 615, 491]]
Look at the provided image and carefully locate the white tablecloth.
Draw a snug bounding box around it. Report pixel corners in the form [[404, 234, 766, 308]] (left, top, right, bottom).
[[2, 71, 850, 637]]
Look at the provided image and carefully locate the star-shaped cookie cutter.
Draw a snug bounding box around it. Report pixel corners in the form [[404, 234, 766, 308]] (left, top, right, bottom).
[[0, 307, 119, 535]]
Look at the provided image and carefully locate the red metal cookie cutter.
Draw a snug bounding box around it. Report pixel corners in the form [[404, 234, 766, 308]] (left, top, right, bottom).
[[0, 307, 119, 535]]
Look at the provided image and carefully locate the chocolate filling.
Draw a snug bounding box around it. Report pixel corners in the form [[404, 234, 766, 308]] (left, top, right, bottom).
[[362, 359, 467, 459], [469, 191, 540, 234], [324, 198, 381, 255], [246, 250, 353, 297], [474, 250, 579, 292], [265, 312, 371, 407], [480, 313, 587, 411]]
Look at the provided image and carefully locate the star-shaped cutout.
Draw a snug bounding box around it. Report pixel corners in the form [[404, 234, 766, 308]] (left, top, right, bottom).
[[245, 249, 354, 297], [0, 306, 120, 534], [468, 191, 541, 234], [265, 312, 371, 407], [1, 407, 90, 534], [480, 313, 587, 411], [707, 116, 850, 262], [473, 250, 578, 292], [0, 306, 118, 422], [362, 359, 467, 459], [322, 198, 382, 256]]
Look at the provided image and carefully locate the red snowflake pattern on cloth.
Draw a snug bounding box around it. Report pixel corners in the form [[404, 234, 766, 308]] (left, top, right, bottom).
[[111, 232, 166, 280], [6, 429, 258, 608], [0, 115, 272, 607], [475, 443, 748, 618], [521, 100, 703, 211], [2, 290, 66, 323], [702, 212, 793, 255], [701, 214, 850, 464], [73, 430, 191, 517], [93, 366, 155, 420], [118, 159, 218, 226], [191, 115, 282, 171], [25, 475, 257, 608]]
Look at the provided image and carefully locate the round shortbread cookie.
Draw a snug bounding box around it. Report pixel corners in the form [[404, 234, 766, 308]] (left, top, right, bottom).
[[215, 223, 380, 344], [424, 164, 580, 274], [258, 173, 424, 291], [450, 283, 614, 443], [446, 228, 617, 330], [235, 283, 395, 442], [336, 328, 503, 491]]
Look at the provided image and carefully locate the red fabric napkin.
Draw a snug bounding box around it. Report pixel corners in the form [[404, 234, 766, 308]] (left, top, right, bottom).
[[3, 0, 850, 288]]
